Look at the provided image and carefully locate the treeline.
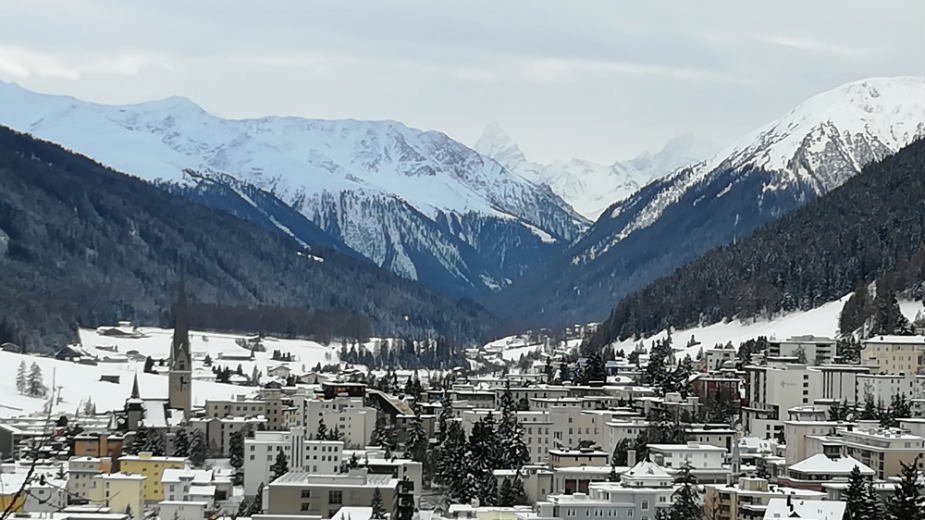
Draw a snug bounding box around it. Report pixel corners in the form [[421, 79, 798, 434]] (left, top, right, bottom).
[[187, 303, 371, 343], [339, 336, 466, 369], [587, 139, 925, 348], [0, 126, 498, 353]]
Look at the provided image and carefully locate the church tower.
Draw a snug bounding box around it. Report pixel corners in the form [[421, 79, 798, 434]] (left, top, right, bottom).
[[168, 276, 192, 414]]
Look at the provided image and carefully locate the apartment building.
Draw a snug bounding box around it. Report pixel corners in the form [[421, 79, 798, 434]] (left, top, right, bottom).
[[704, 478, 825, 520], [840, 427, 925, 479], [778, 453, 874, 491], [769, 336, 837, 364], [89, 473, 145, 520], [243, 429, 343, 496], [861, 335, 925, 374], [67, 456, 109, 501], [118, 453, 188, 502], [266, 469, 399, 518], [647, 442, 728, 483]]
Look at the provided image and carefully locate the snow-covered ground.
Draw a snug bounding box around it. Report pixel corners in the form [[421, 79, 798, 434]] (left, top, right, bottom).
[[0, 326, 342, 419], [610, 295, 923, 360]]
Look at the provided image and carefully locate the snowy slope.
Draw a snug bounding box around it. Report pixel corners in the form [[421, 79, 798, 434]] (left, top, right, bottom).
[[0, 326, 342, 418], [475, 123, 716, 219], [0, 81, 587, 298], [609, 295, 923, 361]]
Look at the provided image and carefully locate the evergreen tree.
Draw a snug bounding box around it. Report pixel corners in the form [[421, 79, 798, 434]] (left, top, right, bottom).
[[498, 385, 529, 470], [498, 477, 514, 506], [27, 362, 46, 397], [371, 487, 386, 519], [173, 429, 190, 458], [437, 392, 453, 442], [885, 457, 925, 520], [144, 430, 166, 456], [843, 465, 878, 520], [131, 425, 149, 455], [188, 429, 207, 466], [248, 483, 264, 515], [229, 430, 245, 484], [16, 361, 26, 394], [861, 392, 878, 420], [509, 474, 527, 505], [143, 356, 155, 373], [271, 450, 289, 481], [664, 463, 701, 520], [317, 418, 328, 440], [404, 410, 428, 464], [83, 397, 96, 416]]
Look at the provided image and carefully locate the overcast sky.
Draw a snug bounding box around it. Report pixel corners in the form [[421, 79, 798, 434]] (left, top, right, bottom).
[[1, 1, 923, 163]]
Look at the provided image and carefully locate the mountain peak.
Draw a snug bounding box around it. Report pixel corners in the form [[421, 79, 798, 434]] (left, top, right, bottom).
[[474, 122, 528, 167]]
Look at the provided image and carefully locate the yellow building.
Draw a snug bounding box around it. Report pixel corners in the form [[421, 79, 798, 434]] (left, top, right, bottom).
[[861, 335, 925, 374], [0, 473, 25, 513], [118, 452, 188, 502], [89, 473, 146, 520]]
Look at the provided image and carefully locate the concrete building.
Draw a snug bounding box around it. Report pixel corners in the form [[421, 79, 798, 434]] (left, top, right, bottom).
[[763, 497, 845, 520], [243, 430, 343, 496], [118, 453, 188, 502], [188, 416, 265, 457], [769, 336, 837, 364], [704, 478, 825, 520], [89, 473, 145, 520], [548, 449, 608, 468], [535, 460, 674, 520], [861, 335, 925, 374], [265, 469, 399, 518], [648, 442, 728, 483], [157, 500, 209, 520], [778, 453, 874, 491], [840, 427, 925, 479], [293, 395, 376, 449], [68, 456, 109, 501]]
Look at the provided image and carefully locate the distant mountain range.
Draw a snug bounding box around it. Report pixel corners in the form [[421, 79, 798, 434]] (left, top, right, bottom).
[[0, 126, 499, 351], [1, 76, 922, 337], [0, 81, 585, 301], [491, 76, 925, 325], [474, 123, 717, 220]]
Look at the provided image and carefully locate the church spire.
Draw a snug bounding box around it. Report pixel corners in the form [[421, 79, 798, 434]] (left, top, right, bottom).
[[168, 271, 192, 414], [171, 272, 190, 364], [131, 372, 140, 399]]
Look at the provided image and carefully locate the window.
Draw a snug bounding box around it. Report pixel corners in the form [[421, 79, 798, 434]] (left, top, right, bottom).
[[301, 503, 311, 511], [301, 490, 311, 498], [641, 500, 648, 510], [329, 490, 342, 504]]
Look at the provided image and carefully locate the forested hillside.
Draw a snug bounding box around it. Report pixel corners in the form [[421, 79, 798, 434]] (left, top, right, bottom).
[[0, 126, 498, 352], [586, 139, 925, 349]]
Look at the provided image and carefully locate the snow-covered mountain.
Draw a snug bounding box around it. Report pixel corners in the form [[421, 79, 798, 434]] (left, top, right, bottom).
[[474, 123, 716, 219], [492, 76, 925, 325], [0, 81, 587, 300]]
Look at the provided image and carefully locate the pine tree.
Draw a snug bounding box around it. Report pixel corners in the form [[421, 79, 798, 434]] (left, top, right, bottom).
[[404, 410, 428, 464], [437, 392, 453, 442], [509, 474, 527, 505], [173, 429, 190, 458], [498, 383, 529, 470], [664, 463, 701, 520], [248, 483, 264, 515], [498, 477, 514, 506], [27, 362, 46, 397], [271, 450, 289, 481], [885, 457, 925, 520], [188, 429, 207, 466], [317, 418, 328, 440], [83, 397, 96, 416], [144, 430, 166, 456], [843, 465, 878, 520], [370, 487, 386, 519], [16, 361, 26, 395], [229, 430, 245, 484], [131, 425, 149, 455]]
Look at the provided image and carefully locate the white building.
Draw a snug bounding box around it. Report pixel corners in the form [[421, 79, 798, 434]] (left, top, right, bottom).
[[243, 429, 343, 496], [763, 497, 845, 520]]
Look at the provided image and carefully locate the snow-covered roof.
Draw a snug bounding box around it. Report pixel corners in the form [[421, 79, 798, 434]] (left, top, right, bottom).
[[622, 460, 671, 480], [764, 497, 845, 520], [788, 454, 874, 475]]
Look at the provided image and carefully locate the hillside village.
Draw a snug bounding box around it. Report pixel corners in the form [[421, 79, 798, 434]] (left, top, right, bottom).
[[0, 280, 923, 520]]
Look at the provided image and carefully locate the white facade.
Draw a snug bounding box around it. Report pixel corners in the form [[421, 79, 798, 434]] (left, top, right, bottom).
[[244, 429, 343, 495]]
